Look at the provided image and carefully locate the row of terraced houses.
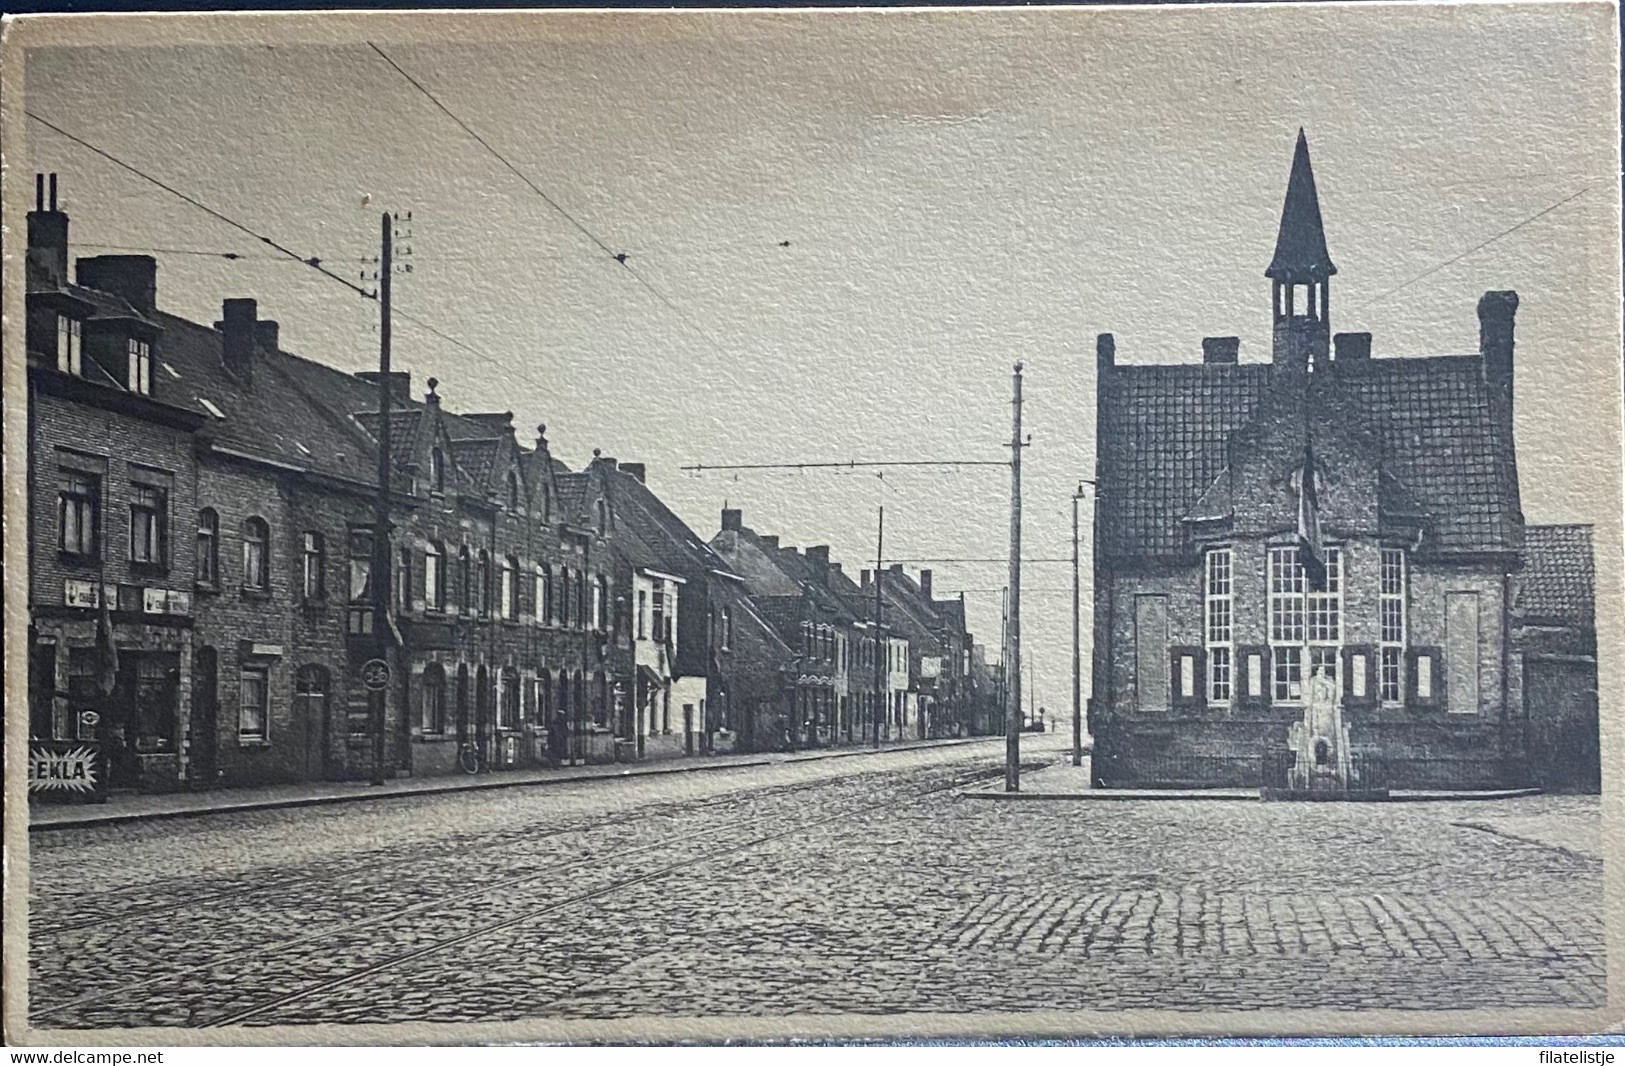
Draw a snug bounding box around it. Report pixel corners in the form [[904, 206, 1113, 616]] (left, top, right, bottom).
[[25, 176, 1001, 795]]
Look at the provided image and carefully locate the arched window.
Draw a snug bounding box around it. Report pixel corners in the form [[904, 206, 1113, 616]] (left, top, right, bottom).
[[429, 447, 446, 493], [559, 566, 571, 627], [478, 550, 492, 617], [506, 471, 520, 511], [534, 564, 548, 627], [534, 669, 552, 723], [594, 671, 609, 727], [197, 508, 219, 587], [500, 555, 517, 619], [540, 483, 551, 522], [595, 498, 608, 535], [421, 664, 447, 734], [241, 517, 269, 590], [458, 546, 472, 614], [425, 541, 445, 611], [594, 574, 609, 632]]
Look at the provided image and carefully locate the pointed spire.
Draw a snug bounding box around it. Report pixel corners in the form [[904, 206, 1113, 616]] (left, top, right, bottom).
[[1266, 130, 1337, 281]]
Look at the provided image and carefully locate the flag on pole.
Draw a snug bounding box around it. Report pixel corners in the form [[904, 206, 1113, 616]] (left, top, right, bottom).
[[1297, 440, 1327, 592], [94, 578, 119, 696]]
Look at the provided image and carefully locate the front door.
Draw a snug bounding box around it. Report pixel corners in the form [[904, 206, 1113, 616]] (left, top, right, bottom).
[[192, 647, 219, 788]]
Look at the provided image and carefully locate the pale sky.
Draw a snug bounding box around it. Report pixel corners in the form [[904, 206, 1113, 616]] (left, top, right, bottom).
[[22, 5, 1621, 715]]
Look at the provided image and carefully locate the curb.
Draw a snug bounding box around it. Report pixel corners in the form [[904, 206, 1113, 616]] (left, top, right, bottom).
[[30, 736, 995, 832]]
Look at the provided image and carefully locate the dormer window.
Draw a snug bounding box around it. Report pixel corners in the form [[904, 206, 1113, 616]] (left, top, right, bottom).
[[429, 448, 446, 494], [506, 471, 520, 510], [127, 337, 152, 395], [56, 315, 82, 375]]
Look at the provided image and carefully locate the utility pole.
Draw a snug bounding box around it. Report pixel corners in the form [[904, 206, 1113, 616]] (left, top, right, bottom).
[[872, 506, 884, 750], [368, 211, 393, 787], [1072, 482, 1086, 767], [1005, 362, 1023, 793]]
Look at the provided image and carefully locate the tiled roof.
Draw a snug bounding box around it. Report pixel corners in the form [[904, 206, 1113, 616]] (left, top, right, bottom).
[[1099, 356, 1520, 559], [1518, 524, 1594, 627], [554, 472, 592, 526], [152, 312, 379, 481], [601, 466, 737, 582]]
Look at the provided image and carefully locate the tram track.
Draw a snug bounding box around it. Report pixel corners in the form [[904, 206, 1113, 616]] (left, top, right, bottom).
[[29, 758, 1002, 1027], [200, 762, 1001, 1028], [30, 773, 838, 936]]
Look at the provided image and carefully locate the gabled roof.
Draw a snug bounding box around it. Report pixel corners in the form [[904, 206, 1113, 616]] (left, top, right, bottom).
[[600, 463, 738, 583], [1518, 524, 1594, 627], [1267, 131, 1337, 282], [1098, 355, 1521, 559]]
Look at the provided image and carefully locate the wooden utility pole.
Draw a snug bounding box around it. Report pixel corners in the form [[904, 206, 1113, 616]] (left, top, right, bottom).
[[1072, 482, 1085, 767], [872, 506, 884, 749], [1005, 363, 1023, 793], [369, 212, 393, 787]]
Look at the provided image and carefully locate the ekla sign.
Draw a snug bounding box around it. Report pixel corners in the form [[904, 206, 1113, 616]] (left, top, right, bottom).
[[28, 741, 102, 794]]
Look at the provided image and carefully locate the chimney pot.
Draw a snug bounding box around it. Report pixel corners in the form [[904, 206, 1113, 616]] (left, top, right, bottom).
[[721, 507, 742, 532], [1201, 336, 1240, 364], [1333, 332, 1371, 362], [27, 174, 69, 287]]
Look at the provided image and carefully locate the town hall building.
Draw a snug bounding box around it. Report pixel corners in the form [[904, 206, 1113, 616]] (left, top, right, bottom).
[[1087, 132, 1598, 792]]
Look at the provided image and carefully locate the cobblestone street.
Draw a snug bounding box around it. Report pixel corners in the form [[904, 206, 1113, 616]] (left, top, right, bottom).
[[28, 737, 1604, 1030]]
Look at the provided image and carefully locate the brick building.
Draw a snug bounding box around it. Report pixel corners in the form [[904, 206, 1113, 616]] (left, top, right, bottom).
[[1087, 133, 1587, 790], [26, 178, 631, 792], [1514, 524, 1600, 792]]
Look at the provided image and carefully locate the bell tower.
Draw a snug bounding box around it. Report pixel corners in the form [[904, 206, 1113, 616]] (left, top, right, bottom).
[[1268, 131, 1336, 371]]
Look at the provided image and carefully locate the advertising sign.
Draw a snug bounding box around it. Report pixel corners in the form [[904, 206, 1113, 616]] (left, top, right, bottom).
[[28, 739, 107, 800]]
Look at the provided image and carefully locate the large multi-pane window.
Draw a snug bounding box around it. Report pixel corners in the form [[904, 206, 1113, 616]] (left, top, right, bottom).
[[1205, 549, 1233, 703], [129, 484, 167, 567], [56, 315, 81, 375], [242, 517, 270, 590], [1269, 546, 1342, 702], [535, 564, 551, 626], [1380, 548, 1407, 704], [239, 666, 269, 742], [58, 472, 99, 558], [652, 585, 667, 642], [127, 338, 152, 395]]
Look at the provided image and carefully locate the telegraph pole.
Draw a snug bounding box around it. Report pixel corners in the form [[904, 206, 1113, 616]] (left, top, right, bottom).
[[368, 211, 393, 787], [1005, 363, 1023, 793], [1072, 482, 1086, 767], [872, 506, 884, 750]]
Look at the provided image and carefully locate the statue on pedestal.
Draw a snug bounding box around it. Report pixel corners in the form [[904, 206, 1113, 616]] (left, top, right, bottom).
[[1285, 666, 1352, 791]]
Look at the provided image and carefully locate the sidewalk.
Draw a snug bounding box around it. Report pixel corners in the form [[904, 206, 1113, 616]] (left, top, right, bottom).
[[28, 735, 998, 832]]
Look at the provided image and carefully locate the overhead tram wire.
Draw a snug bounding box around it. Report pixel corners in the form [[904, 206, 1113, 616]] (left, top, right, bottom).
[[366, 42, 718, 347], [1359, 185, 1591, 309], [27, 111, 563, 401]]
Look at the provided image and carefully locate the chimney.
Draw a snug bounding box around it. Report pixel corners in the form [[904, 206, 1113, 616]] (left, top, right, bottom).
[[1201, 336, 1240, 365], [890, 563, 905, 577], [860, 569, 872, 587], [721, 507, 743, 532], [621, 462, 646, 483], [219, 298, 257, 385], [1096, 332, 1115, 372], [354, 370, 411, 404], [807, 545, 830, 573], [1333, 332, 1371, 362], [77, 255, 158, 315], [27, 173, 69, 287], [254, 319, 280, 354], [830, 562, 843, 577], [920, 569, 934, 599], [1479, 290, 1519, 405], [761, 535, 779, 550]]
